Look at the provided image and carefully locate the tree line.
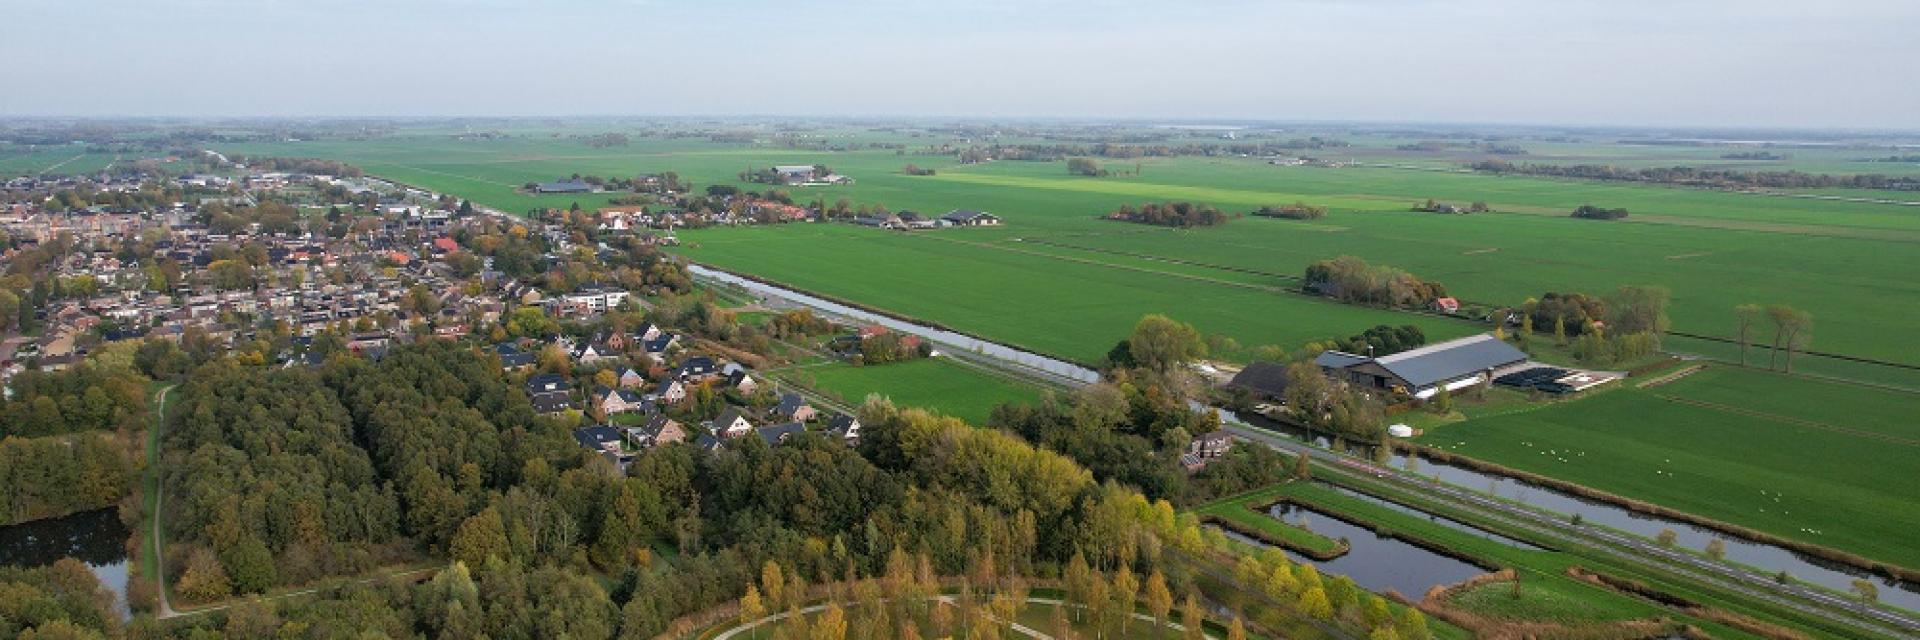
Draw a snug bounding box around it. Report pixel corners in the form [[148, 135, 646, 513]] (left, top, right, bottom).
[[1471, 160, 1920, 192]]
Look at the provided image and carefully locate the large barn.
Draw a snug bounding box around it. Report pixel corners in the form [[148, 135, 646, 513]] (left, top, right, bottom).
[[1314, 333, 1528, 399]]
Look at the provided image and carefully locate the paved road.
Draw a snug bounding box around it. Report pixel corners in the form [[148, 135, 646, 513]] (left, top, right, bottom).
[[1222, 422, 1920, 639]]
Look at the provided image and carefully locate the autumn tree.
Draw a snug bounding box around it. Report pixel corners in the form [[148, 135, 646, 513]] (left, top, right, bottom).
[[1144, 569, 1173, 631], [1128, 314, 1206, 373], [1764, 305, 1813, 372]]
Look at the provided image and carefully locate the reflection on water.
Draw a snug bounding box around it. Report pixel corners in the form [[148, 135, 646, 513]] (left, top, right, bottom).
[[1228, 501, 1490, 597], [0, 508, 130, 618]]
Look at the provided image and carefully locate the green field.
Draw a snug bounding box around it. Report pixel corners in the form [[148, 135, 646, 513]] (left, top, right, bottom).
[[1416, 366, 1920, 569], [204, 129, 1920, 571], [779, 357, 1043, 425], [0, 144, 128, 175], [206, 133, 1920, 370]]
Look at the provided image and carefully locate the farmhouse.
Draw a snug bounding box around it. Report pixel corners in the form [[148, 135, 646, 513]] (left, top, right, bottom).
[[536, 179, 593, 194], [772, 165, 818, 183], [1314, 333, 1527, 399], [942, 210, 1002, 226]]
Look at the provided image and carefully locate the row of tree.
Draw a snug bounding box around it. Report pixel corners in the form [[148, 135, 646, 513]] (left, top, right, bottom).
[[1734, 304, 1813, 372], [1472, 160, 1920, 192]]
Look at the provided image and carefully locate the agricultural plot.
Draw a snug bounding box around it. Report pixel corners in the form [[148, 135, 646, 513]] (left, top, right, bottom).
[[215, 134, 1920, 369], [780, 357, 1044, 425], [0, 145, 126, 176], [1415, 366, 1920, 569]]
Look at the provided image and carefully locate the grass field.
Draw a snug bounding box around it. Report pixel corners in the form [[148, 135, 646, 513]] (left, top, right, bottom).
[[205, 133, 1920, 369], [779, 357, 1043, 425], [1415, 365, 1920, 569]]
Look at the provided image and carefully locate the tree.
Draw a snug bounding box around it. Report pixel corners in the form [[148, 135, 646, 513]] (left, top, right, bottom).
[[1395, 607, 1431, 640], [1068, 157, 1106, 177], [176, 547, 233, 603], [1734, 304, 1762, 366], [762, 561, 787, 611], [1298, 586, 1333, 619], [1656, 528, 1677, 547], [1127, 314, 1205, 372], [450, 507, 510, 567], [1852, 578, 1879, 604], [1227, 617, 1246, 640], [1764, 305, 1813, 372], [1293, 453, 1312, 480], [740, 584, 766, 633], [1144, 570, 1173, 631], [1180, 593, 1205, 640], [221, 535, 277, 595], [1705, 538, 1726, 561], [1112, 564, 1139, 633], [1607, 285, 1671, 336], [811, 603, 848, 640]]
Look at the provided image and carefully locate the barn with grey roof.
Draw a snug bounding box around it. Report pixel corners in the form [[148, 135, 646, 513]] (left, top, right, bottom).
[[1314, 333, 1527, 399]]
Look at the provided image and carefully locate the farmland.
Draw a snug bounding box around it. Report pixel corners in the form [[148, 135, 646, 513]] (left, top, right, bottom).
[[779, 357, 1044, 425], [204, 129, 1920, 570], [207, 132, 1920, 372], [1415, 366, 1920, 569]]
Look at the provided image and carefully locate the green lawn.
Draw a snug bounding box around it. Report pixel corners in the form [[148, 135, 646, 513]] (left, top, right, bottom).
[[779, 357, 1043, 425], [1416, 365, 1920, 570]]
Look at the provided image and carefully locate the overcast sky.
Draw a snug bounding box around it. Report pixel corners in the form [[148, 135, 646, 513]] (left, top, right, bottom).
[[3, 0, 1916, 129]]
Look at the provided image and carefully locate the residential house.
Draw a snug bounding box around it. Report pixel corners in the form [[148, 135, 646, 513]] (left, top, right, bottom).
[[572, 425, 625, 456], [712, 406, 754, 439], [497, 342, 537, 370], [649, 379, 687, 404], [595, 386, 652, 416], [827, 415, 861, 447], [526, 373, 574, 414], [630, 414, 687, 448], [615, 366, 647, 389], [676, 356, 720, 382], [771, 393, 816, 423], [756, 422, 806, 446]]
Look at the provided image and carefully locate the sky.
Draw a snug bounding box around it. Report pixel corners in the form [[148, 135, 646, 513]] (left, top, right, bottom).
[[3, 0, 1917, 129]]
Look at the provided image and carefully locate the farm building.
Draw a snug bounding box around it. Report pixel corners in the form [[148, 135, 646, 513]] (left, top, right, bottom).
[[1314, 333, 1527, 399], [1225, 361, 1293, 400], [535, 179, 593, 194], [942, 210, 1002, 226]]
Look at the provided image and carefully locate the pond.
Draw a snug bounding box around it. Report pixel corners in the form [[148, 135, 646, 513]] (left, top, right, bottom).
[[0, 508, 131, 618], [1245, 501, 1491, 598]]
